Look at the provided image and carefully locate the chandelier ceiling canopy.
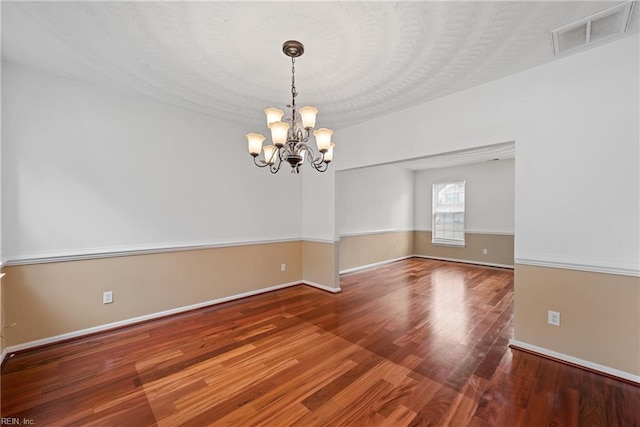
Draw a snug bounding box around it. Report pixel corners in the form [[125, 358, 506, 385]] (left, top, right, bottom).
[[246, 40, 334, 174]]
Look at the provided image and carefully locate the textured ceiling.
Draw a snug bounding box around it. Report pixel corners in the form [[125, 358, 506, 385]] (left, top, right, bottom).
[[2, 2, 638, 131]]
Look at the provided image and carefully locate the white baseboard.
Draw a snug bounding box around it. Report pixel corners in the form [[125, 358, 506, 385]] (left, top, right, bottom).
[[302, 280, 342, 293], [0, 347, 8, 366], [510, 339, 640, 384], [339, 255, 413, 275], [413, 255, 514, 269], [2, 280, 304, 356]]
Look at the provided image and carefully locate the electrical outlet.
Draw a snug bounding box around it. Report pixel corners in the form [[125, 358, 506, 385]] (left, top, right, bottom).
[[482, 248, 488, 255], [281, 263, 286, 272], [103, 291, 113, 304], [548, 310, 560, 326], [396, 243, 400, 251]]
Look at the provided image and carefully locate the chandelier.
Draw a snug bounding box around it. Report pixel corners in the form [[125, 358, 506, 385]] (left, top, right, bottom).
[[246, 40, 335, 174]]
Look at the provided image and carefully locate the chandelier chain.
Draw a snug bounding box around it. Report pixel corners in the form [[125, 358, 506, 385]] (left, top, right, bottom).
[[290, 57, 297, 121]]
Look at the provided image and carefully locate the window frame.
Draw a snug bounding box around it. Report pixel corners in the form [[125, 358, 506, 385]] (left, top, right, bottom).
[[431, 181, 466, 247]]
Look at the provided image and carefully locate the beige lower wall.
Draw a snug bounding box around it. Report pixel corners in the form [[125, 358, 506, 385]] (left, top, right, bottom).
[[514, 264, 640, 376], [303, 241, 338, 289], [2, 241, 303, 348], [414, 231, 514, 266], [338, 231, 414, 272]]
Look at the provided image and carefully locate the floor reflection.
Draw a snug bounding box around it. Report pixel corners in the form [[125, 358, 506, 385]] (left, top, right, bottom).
[[430, 267, 469, 342]]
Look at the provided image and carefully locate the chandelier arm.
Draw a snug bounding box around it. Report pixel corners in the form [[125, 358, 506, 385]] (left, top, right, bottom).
[[312, 160, 328, 172], [297, 128, 310, 143], [253, 156, 269, 168], [316, 152, 327, 166], [296, 142, 311, 159], [267, 146, 279, 165], [270, 150, 282, 174], [303, 144, 325, 167], [294, 142, 325, 169]]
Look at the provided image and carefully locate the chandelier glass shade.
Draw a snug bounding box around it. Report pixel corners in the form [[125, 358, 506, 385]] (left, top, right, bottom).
[[246, 40, 335, 174]]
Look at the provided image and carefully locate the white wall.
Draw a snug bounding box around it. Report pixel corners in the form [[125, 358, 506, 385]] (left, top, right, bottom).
[[302, 169, 336, 242], [0, 62, 3, 263], [414, 159, 514, 234], [336, 164, 413, 235], [335, 36, 639, 275], [1, 63, 302, 260]]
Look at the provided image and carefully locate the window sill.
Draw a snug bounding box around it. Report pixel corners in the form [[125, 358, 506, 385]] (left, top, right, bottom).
[[431, 240, 466, 248]]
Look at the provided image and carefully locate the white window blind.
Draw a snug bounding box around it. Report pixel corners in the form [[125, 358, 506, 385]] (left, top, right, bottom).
[[432, 181, 466, 246]]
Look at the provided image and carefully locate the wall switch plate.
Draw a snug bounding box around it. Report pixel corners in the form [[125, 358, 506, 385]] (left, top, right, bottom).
[[103, 291, 113, 304], [281, 263, 286, 272], [548, 310, 560, 326]]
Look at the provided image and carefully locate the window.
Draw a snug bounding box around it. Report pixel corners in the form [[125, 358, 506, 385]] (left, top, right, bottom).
[[432, 181, 465, 246]]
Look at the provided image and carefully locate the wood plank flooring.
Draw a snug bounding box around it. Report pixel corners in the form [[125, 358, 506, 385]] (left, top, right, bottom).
[[2, 258, 639, 426]]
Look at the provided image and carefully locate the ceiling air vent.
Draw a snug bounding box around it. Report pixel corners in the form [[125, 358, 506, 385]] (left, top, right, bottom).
[[551, 1, 635, 55]]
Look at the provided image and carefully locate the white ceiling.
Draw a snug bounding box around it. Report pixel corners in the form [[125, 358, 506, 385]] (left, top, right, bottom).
[[2, 1, 638, 131]]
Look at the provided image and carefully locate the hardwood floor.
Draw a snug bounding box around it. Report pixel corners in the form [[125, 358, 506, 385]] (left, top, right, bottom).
[[2, 258, 639, 426]]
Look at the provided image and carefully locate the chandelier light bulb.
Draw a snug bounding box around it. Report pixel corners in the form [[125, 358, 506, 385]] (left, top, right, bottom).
[[264, 108, 284, 126], [313, 128, 333, 153], [323, 143, 336, 163], [299, 106, 318, 129], [246, 133, 265, 157], [268, 121, 290, 147]]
